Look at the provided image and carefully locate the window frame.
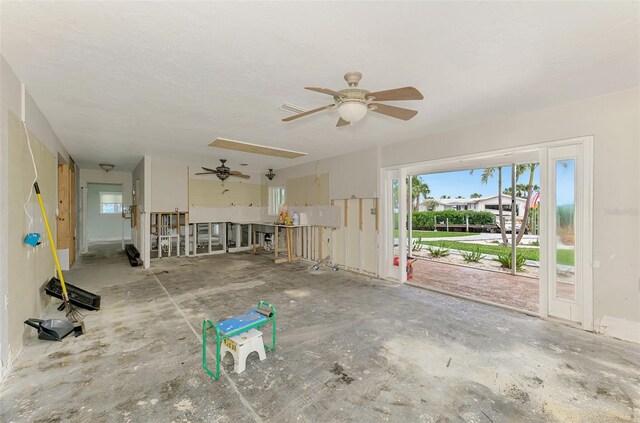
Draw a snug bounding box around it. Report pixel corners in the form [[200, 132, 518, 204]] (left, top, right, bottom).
[[268, 186, 285, 216], [99, 191, 124, 215]]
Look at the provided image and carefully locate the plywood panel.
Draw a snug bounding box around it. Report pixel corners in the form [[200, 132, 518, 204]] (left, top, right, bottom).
[[362, 198, 378, 274], [346, 199, 360, 269]]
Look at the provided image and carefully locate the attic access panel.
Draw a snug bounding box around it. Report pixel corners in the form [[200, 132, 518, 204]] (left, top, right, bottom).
[[209, 138, 306, 159]]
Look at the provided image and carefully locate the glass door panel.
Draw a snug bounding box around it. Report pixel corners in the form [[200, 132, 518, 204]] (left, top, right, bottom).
[[554, 159, 576, 301]]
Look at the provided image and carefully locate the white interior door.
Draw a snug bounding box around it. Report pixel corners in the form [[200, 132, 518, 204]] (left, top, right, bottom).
[[546, 142, 592, 326]]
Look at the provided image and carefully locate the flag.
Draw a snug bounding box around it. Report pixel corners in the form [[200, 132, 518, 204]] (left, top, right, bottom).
[[530, 192, 540, 209]]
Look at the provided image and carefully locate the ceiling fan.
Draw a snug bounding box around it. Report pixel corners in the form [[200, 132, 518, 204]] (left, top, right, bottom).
[[195, 159, 250, 181], [282, 71, 424, 127]]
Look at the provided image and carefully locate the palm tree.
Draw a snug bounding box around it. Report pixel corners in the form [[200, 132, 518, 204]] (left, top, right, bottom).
[[470, 193, 482, 198], [409, 176, 430, 211], [514, 163, 538, 244], [471, 167, 508, 244]]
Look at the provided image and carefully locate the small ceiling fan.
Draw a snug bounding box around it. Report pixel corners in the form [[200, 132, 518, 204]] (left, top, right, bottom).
[[282, 71, 424, 127], [195, 159, 250, 181]]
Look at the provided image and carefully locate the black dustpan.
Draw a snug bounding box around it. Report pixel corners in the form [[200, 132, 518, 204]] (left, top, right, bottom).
[[24, 318, 74, 341]]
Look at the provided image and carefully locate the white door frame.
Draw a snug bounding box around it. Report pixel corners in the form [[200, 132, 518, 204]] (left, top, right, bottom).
[[541, 139, 593, 329], [379, 136, 594, 331]]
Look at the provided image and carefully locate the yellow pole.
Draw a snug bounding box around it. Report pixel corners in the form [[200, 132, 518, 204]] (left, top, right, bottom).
[[34, 182, 70, 301]]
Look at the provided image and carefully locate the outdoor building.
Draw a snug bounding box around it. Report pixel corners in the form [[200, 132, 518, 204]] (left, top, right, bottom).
[[423, 195, 528, 218]]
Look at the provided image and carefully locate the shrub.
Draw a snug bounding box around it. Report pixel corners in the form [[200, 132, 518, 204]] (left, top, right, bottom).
[[461, 248, 484, 263], [494, 252, 526, 271], [411, 238, 423, 252], [427, 243, 450, 258], [412, 210, 496, 230]]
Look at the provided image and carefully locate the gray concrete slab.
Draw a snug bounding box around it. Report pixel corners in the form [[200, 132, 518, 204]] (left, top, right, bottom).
[[1, 242, 638, 422]]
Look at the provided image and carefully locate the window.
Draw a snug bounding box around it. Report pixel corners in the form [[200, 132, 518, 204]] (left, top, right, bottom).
[[268, 187, 285, 215], [100, 192, 123, 214]]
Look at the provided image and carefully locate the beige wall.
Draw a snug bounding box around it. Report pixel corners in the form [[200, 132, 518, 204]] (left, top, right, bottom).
[[7, 111, 57, 359], [189, 178, 262, 208], [285, 173, 330, 206], [1, 56, 69, 376]]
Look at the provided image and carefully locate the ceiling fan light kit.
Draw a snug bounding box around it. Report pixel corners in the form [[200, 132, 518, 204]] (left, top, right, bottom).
[[338, 100, 368, 123], [195, 159, 250, 181], [282, 71, 424, 126], [265, 169, 276, 180]]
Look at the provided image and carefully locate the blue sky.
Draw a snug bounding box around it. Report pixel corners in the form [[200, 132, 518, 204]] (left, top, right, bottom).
[[418, 165, 541, 199]]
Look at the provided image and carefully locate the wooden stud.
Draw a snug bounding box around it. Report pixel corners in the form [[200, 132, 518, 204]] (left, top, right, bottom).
[[57, 163, 70, 250], [68, 162, 76, 266]]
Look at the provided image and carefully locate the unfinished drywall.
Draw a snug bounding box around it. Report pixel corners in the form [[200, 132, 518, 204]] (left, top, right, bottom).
[[285, 173, 330, 206], [150, 161, 188, 212], [381, 88, 640, 343], [86, 183, 124, 242], [0, 56, 69, 377]]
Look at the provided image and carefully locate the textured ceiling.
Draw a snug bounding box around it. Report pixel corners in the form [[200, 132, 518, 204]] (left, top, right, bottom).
[[2, 2, 638, 172]]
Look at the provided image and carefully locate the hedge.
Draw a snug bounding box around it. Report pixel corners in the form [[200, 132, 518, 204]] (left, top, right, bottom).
[[412, 210, 496, 230]]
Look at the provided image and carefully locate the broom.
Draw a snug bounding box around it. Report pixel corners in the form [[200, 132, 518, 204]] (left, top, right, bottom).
[[34, 182, 84, 323]]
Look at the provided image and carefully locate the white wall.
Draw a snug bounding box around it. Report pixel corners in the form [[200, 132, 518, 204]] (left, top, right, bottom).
[[150, 160, 188, 212], [379, 88, 640, 343], [78, 169, 132, 251], [0, 56, 70, 378], [86, 183, 125, 242], [271, 147, 380, 200], [131, 156, 151, 268]]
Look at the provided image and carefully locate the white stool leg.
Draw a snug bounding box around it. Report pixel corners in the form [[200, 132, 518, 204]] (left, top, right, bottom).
[[254, 336, 266, 361], [236, 347, 248, 374]]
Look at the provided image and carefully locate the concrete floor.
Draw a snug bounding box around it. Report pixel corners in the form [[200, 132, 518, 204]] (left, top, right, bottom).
[[1, 242, 639, 422]]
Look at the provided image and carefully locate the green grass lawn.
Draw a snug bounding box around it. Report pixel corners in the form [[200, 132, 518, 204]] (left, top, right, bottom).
[[556, 249, 575, 267], [395, 230, 480, 238], [419, 240, 575, 266]]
